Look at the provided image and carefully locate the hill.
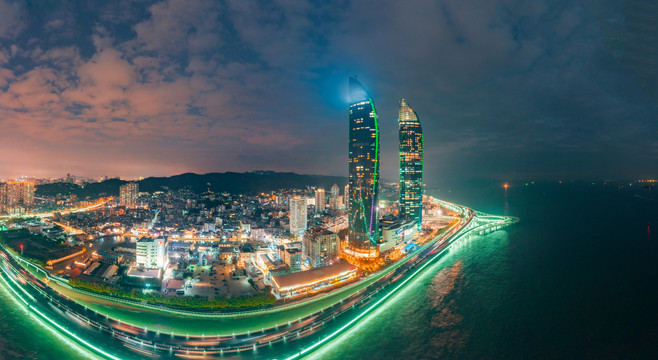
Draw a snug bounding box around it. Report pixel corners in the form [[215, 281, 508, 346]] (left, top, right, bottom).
[[36, 171, 347, 198]]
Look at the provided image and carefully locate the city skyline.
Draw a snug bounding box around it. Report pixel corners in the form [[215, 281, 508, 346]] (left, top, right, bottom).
[[1, 2, 657, 359], [1, 1, 657, 182]]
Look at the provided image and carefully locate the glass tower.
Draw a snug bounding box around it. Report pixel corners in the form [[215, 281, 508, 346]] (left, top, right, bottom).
[[398, 99, 423, 230], [348, 76, 380, 250]]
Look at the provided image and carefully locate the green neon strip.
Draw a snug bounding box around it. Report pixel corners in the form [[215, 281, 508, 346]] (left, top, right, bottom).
[[0, 265, 121, 360], [284, 213, 481, 360], [369, 98, 379, 244]]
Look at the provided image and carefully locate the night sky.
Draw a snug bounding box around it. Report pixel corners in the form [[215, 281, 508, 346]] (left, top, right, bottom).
[[0, 0, 656, 184]]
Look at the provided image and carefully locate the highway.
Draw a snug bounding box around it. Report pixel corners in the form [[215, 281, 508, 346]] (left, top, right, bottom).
[[0, 197, 111, 220], [0, 198, 517, 359]]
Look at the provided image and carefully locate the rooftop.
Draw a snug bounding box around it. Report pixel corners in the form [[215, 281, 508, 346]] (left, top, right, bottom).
[[380, 218, 416, 230], [272, 261, 357, 289], [126, 267, 161, 279]]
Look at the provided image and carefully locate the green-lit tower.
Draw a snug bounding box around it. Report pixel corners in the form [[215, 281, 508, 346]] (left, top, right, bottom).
[[398, 99, 423, 230], [348, 77, 380, 253]]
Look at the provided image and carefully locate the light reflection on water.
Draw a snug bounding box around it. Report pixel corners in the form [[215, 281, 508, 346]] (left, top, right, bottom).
[[307, 228, 511, 360]]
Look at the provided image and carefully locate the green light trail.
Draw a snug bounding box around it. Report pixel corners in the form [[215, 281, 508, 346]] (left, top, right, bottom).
[[0, 268, 120, 360], [285, 227, 461, 360]]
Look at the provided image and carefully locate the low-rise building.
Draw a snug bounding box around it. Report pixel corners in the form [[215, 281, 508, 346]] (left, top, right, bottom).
[[271, 261, 358, 298], [136, 237, 168, 269], [379, 218, 418, 252], [281, 248, 302, 271]]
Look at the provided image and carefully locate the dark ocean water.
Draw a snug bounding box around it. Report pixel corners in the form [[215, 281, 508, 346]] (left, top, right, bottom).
[[311, 181, 658, 359], [2, 181, 658, 359]]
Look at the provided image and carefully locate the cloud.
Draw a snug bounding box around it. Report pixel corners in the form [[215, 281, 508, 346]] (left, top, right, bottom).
[[132, 0, 222, 56], [0, 0, 657, 181], [0, 0, 22, 39]]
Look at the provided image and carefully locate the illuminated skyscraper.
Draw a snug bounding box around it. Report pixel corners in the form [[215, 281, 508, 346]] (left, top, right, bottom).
[[120, 182, 139, 207], [315, 188, 325, 213], [348, 77, 380, 253], [398, 99, 424, 229], [289, 197, 307, 235]]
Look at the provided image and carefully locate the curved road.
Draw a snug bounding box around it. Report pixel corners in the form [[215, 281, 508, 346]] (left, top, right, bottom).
[[0, 199, 516, 359]]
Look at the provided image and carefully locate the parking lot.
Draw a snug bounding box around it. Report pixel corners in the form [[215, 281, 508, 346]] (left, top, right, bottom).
[[180, 262, 255, 297]]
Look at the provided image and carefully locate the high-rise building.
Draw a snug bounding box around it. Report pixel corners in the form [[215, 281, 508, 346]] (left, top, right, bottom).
[[344, 184, 349, 205], [2, 181, 34, 206], [0, 182, 6, 212], [331, 184, 340, 198], [120, 182, 139, 207], [6, 182, 21, 205], [21, 182, 34, 206], [303, 227, 340, 267], [315, 188, 325, 213], [136, 238, 168, 270], [329, 196, 343, 210], [289, 197, 307, 235], [398, 99, 424, 229], [347, 76, 380, 254]]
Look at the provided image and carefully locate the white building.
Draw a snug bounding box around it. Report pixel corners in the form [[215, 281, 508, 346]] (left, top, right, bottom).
[[289, 197, 307, 235], [379, 219, 417, 253], [136, 238, 168, 270]]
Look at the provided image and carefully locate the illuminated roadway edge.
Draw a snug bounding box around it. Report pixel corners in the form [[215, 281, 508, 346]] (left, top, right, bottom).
[[0, 258, 120, 360], [0, 198, 518, 360], [283, 199, 518, 360]]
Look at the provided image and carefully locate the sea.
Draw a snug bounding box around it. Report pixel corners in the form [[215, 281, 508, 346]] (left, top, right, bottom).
[[1, 181, 657, 359]]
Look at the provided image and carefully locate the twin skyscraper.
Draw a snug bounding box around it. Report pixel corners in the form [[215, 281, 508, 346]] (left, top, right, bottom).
[[346, 77, 424, 258]]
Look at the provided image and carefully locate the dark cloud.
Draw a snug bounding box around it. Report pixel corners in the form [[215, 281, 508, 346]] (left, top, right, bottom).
[[0, 0, 656, 183]]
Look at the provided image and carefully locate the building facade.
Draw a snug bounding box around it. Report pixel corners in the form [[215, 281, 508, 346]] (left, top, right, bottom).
[[282, 248, 302, 271], [331, 184, 340, 198], [348, 76, 381, 253], [398, 99, 424, 230], [0, 183, 6, 211], [120, 182, 139, 207], [379, 218, 418, 253], [21, 182, 35, 206], [289, 197, 307, 235], [136, 238, 168, 270], [329, 196, 343, 210], [315, 188, 325, 213], [304, 228, 339, 267], [1, 181, 34, 208]]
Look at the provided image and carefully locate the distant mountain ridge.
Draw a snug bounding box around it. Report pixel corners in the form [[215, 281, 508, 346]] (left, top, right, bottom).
[[36, 171, 347, 198]]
